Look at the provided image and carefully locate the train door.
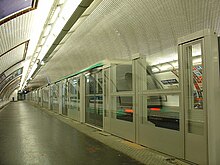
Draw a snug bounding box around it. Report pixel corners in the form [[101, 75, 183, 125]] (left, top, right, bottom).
[[85, 69, 103, 128], [109, 62, 135, 141], [68, 76, 80, 121], [180, 39, 207, 164], [62, 80, 68, 116]]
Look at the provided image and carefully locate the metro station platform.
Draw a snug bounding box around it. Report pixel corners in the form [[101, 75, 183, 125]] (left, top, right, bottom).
[[0, 102, 189, 165]]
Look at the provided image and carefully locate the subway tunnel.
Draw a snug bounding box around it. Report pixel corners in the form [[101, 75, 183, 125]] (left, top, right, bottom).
[[1, 0, 220, 165]]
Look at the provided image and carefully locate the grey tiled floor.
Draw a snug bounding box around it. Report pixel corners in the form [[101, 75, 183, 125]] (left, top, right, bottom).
[[30, 102, 191, 165], [0, 102, 143, 165]]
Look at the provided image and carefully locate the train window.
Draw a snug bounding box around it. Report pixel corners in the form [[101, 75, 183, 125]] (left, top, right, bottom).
[[85, 71, 103, 94], [85, 70, 103, 128], [143, 94, 180, 130], [112, 96, 133, 122], [42, 87, 49, 108], [68, 77, 80, 114], [186, 42, 204, 135], [113, 65, 132, 92], [145, 52, 179, 90], [51, 84, 59, 112]]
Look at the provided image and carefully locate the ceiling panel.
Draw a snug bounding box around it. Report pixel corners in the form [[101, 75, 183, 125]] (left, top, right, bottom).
[[0, 12, 34, 55], [31, 0, 220, 87], [0, 43, 26, 74]]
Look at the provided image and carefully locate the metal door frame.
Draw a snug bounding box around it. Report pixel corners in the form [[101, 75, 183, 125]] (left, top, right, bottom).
[[107, 60, 136, 142]]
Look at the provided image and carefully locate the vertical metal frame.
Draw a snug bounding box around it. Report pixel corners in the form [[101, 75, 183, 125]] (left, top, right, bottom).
[[48, 85, 51, 110], [203, 32, 220, 165], [103, 66, 111, 132], [108, 60, 136, 141], [80, 74, 85, 123], [178, 29, 220, 164]]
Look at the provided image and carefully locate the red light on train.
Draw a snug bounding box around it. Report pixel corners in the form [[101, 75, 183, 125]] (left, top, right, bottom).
[[124, 109, 133, 113], [150, 108, 160, 111]]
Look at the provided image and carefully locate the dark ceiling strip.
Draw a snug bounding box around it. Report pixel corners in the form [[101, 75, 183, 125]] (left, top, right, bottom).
[[0, 40, 29, 58], [0, 0, 38, 26]]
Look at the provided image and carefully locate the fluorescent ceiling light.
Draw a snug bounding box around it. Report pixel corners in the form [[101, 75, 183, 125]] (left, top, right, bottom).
[[36, 47, 42, 53], [45, 34, 56, 47], [51, 17, 65, 36], [59, 0, 65, 5], [40, 61, 45, 66], [27, 63, 38, 80], [43, 25, 52, 37], [40, 37, 46, 45], [60, 0, 81, 20], [50, 6, 61, 24]]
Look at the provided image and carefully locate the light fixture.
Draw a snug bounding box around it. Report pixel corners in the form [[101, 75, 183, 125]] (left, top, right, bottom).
[[50, 6, 61, 24], [59, 0, 65, 5], [40, 61, 45, 66], [51, 17, 65, 36], [22, 0, 82, 90], [36, 47, 42, 53], [40, 37, 46, 45], [27, 63, 38, 81], [43, 25, 52, 37], [45, 34, 56, 47]]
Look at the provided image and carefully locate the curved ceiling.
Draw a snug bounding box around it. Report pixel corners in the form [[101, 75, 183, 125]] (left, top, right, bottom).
[[32, 0, 220, 88], [0, 0, 55, 97], [0, 0, 37, 25], [0, 41, 28, 74], [0, 76, 21, 99], [1, 0, 220, 94], [0, 68, 23, 93]]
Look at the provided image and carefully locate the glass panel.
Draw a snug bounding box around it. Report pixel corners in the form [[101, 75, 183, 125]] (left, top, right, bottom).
[[38, 90, 41, 104], [85, 95, 103, 127], [143, 94, 180, 130], [68, 77, 80, 119], [145, 52, 179, 90], [42, 87, 49, 108], [191, 43, 203, 110], [187, 43, 204, 135], [51, 84, 59, 112], [112, 96, 133, 122], [85, 70, 103, 128], [103, 70, 108, 117], [62, 81, 68, 115], [112, 65, 132, 92]]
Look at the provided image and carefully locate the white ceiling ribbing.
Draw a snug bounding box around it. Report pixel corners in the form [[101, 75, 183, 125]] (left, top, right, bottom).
[[0, 44, 26, 74], [24, 0, 220, 87], [0, 12, 34, 56]]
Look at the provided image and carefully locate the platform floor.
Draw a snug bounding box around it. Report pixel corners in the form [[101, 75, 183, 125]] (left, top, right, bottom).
[[0, 102, 189, 165]]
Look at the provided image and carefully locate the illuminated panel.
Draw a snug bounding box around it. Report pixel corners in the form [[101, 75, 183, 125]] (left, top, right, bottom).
[[0, 0, 37, 24]]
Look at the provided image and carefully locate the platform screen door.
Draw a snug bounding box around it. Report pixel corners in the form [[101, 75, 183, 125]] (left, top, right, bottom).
[[181, 39, 207, 165]]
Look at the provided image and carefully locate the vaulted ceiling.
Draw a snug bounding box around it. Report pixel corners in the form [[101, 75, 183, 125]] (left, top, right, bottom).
[[0, 0, 54, 98], [32, 0, 220, 89], [1, 0, 220, 97]]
